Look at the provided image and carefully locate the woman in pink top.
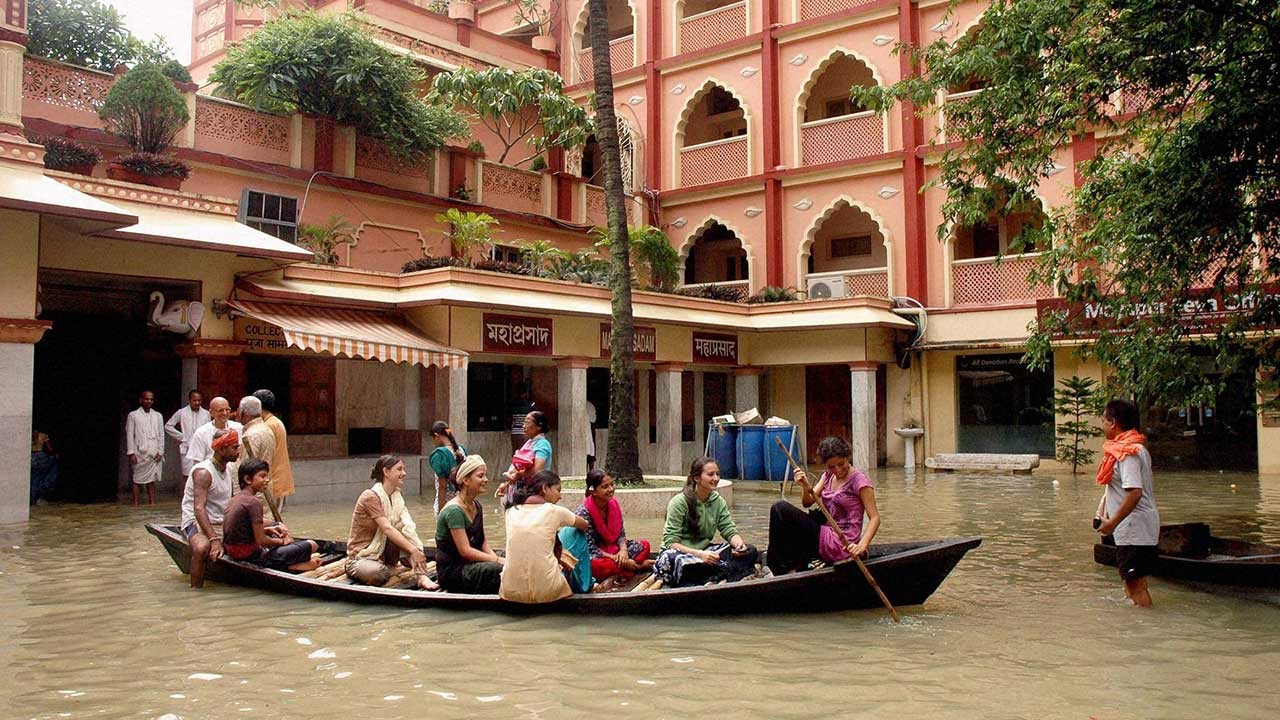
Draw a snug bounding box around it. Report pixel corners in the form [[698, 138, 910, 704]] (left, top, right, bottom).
[[766, 436, 881, 576]]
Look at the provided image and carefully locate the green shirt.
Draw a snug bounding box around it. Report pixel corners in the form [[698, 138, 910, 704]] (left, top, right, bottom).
[[662, 491, 738, 550], [429, 445, 466, 479]]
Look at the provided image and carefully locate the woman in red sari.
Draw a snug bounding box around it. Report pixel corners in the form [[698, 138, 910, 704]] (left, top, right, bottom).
[[576, 469, 654, 588]]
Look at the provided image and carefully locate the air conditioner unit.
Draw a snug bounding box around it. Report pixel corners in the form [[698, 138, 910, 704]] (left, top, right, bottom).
[[807, 276, 848, 300]]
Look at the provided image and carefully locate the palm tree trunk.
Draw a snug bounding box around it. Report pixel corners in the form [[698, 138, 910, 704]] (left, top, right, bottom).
[[588, 0, 643, 484]]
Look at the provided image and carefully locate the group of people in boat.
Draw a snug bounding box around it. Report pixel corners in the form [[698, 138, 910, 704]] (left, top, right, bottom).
[[181, 409, 885, 602]]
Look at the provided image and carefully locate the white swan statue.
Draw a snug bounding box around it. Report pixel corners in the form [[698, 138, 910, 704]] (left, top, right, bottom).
[[148, 291, 205, 338]]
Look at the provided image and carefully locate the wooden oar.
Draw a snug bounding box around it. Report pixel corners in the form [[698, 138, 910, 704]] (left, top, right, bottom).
[[774, 437, 900, 623]]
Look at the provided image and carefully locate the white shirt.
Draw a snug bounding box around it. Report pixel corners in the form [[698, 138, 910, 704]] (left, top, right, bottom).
[[187, 420, 244, 466], [1105, 447, 1160, 546], [180, 457, 235, 532], [126, 408, 165, 459], [585, 401, 597, 457], [166, 406, 211, 455]]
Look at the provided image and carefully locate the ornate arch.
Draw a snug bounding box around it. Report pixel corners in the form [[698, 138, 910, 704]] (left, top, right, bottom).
[[568, 113, 638, 191], [792, 47, 885, 164], [797, 196, 894, 295], [672, 78, 754, 185], [680, 215, 756, 286], [571, 0, 638, 53]]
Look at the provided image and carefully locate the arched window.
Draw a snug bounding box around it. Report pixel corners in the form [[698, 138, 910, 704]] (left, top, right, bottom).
[[678, 0, 749, 54], [807, 203, 886, 274], [953, 191, 1047, 261], [678, 83, 749, 186], [802, 54, 874, 122], [683, 86, 746, 146], [684, 221, 748, 285], [797, 52, 885, 164], [573, 117, 636, 191], [575, 1, 636, 82]]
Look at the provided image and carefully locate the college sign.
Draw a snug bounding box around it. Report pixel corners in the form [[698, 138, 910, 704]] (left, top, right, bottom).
[[482, 313, 553, 355], [1036, 284, 1280, 338], [600, 323, 656, 361], [692, 331, 739, 365], [234, 317, 289, 352]]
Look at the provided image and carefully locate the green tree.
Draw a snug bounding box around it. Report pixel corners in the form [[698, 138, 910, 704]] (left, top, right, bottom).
[[516, 239, 568, 277], [99, 64, 189, 154], [297, 216, 357, 266], [28, 0, 176, 71], [429, 67, 591, 167], [1053, 376, 1104, 474], [858, 0, 1279, 408], [593, 225, 680, 292], [588, 0, 642, 484], [436, 208, 498, 261], [209, 11, 465, 165]]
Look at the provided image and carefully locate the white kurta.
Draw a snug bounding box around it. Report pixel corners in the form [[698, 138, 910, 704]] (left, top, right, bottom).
[[166, 406, 211, 476], [186, 420, 244, 467], [126, 408, 166, 485]]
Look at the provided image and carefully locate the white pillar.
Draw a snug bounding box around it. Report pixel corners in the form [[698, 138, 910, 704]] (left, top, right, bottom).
[[850, 363, 878, 473], [0, 341, 36, 523], [654, 364, 684, 475], [0, 42, 26, 132], [734, 367, 761, 412], [447, 365, 467, 446], [403, 362, 420, 430], [556, 358, 589, 477]]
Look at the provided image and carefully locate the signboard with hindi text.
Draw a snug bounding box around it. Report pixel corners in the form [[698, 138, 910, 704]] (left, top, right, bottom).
[[692, 331, 739, 365], [482, 313, 553, 355], [600, 323, 656, 361], [1037, 284, 1280, 338], [234, 317, 290, 353]]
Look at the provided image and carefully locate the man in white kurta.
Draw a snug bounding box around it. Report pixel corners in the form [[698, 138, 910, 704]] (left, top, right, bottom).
[[186, 396, 242, 468], [126, 390, 165, 506], [165, 390, 210, 477]]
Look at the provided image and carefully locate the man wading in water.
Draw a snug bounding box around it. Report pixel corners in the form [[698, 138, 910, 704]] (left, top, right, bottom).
[[1094, 399, 1160, 608]]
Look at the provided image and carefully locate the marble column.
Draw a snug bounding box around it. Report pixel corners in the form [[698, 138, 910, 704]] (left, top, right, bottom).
[[556, 357, 590, 477], [849, 362, 878, 473], [654, 363, 685, 475], [402, 362, 420, 431], [446, 365, 467, 446], [0, 322, 48, 524], [734, 367, 761, 412]]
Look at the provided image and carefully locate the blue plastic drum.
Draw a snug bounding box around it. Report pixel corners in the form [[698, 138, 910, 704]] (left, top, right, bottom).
[[705, 422, 739, 480], [736, 425, 767, 481], [764, 425, 798, 482]]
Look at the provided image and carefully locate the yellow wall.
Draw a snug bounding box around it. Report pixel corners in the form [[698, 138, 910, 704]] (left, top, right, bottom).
[[922, 350, 958, 457], [0, 210, 40, 319], [1260, 371, 1280, 475], [38, 225, 277, 340], [766, 365, 808, 445]]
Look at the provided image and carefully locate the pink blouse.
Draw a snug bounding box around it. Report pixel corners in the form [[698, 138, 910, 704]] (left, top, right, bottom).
[[816, 470, 873, 563]]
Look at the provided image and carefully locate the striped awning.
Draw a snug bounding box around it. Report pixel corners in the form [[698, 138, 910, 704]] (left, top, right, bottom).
[[227, 300, 467, 369]]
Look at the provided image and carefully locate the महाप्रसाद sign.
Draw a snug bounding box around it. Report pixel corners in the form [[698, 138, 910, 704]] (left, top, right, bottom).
[[482, 313, 553, 355], [692, 331, 739, 364], [1036, 284, 1279, 338], [600, 323, 656, 361]]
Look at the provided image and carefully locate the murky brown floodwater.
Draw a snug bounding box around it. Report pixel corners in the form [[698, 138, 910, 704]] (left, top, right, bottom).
[[3, 470, 1279, 720]]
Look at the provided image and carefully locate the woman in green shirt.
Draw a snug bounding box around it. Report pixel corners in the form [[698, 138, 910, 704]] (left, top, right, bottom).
[[428, 421, 466, 514], [654, 457, 758, 587], [434, 455, 503, 594]]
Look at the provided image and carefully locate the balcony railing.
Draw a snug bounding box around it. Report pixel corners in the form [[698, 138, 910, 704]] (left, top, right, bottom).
[[800, 111, 886, 166], [799, 0, 879, 20], [940, 88, 983, 143], [679, 135, 749, 187], [479, 161, 545, 215], [575, 35, 636, 85], [681, 280, 750, 302], [807, 269, 889, 298], [22, 56, 113, 128], [679, 2, 747, 55], [951, 253, 1054, 306]]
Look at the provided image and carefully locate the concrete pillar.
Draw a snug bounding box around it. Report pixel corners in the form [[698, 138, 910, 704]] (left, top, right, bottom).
[[0, 341, 37, 523], [556, 357, 590, 477], [0, 41, 26, 134], [403, 362, 420, 430], [850, 362, 878, 473], [447, 365, 467, 446], [693, 371, 705, 453], [637, 369, 650, 468], [734, 367, 761, 412], [181, 357, 198, 397], [654, 363, 685, 475]]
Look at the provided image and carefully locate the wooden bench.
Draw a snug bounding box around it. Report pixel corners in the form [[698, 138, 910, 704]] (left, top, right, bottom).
[[925, 453, 1041, 473]]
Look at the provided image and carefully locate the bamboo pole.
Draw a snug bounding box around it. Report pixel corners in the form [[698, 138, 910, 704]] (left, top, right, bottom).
[[775, 437, 901, 623]]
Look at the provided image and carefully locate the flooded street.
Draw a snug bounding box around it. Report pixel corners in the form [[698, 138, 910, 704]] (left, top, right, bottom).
[[3, 470, 1279, 719]]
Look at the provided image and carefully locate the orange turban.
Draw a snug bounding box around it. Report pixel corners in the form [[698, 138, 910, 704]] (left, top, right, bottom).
[[211, 428, 240, 450]]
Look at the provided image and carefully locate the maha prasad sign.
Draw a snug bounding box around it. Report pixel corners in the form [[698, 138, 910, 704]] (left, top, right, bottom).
[[482, 313, 553, 355], [599, 323, 656, 361], [692, 332, 739, 365]]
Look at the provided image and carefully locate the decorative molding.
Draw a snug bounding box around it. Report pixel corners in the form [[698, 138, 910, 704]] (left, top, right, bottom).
[[1045, 163, 1066, 176], [671, 83, 686, 95], [789, 54, 808, 66], [628, 95, 644, 105], [792, 199, 813, 211], [57, 176, 237, 215], [930, 20, 952, 33], [873, 35, 894, 46], [744, 207, 763, 218], [877, 186, 900, 199], [0, 318, 52, 344], [0, 136, 44, 166], [740, 66, 759, 78], [670, 217, 687, 228]]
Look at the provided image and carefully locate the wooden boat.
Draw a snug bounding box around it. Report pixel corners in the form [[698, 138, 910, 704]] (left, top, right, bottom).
[[147, 523, 981, 615], [1094, 522, 1280, 594]]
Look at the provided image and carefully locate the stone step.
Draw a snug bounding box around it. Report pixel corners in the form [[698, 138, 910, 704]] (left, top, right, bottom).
[[925, 453, 1041, 472]]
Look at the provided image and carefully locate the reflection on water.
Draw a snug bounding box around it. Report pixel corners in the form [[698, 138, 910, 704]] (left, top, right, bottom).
[[3, 470, 1279, 719]]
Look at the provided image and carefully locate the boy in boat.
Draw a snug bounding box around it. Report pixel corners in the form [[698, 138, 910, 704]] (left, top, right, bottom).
[[222, 458, 323, 573], [1095, 399, 1160, 608]]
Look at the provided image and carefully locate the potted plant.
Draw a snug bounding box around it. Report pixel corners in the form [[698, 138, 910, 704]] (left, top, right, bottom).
[[448, 1, 476, 23], [513, 0, 558, 52], [38, 136, 102, 176], [98, 63, 191, 190]]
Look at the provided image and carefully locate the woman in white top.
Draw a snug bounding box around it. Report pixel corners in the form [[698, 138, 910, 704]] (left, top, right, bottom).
[[499, 470, 590, 603]]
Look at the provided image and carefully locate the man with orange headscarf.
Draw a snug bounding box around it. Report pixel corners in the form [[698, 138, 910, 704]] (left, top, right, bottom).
[[1094, 399, 1160, 608]]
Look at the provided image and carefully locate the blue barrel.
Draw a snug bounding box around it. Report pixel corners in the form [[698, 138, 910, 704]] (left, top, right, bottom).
[[736, 425, 767, 481], [764, 425, 798, 482], [705, 423, 739, 480]]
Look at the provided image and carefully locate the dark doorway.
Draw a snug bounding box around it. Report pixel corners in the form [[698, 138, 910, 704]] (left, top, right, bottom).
[[1140, 363, 1258, 471], [246, 355, 292, 422], [806, 364, 851, 465]]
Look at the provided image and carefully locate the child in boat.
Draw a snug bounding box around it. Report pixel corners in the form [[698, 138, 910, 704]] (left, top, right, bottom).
[[434, 455, 504, 594], [221, 458, 323, 573], [654, 457, 758, 587], [427, 421, 466, 514], [345, 455, 438, 590], [1095, 399, 1159, 608], [766, 436, 880, 576], [499, 470, 591, 603], [577, 469, 654, 589]]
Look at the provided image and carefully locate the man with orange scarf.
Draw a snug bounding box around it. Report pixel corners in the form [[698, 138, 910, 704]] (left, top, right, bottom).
[[1094, 399, 1161, 607]]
